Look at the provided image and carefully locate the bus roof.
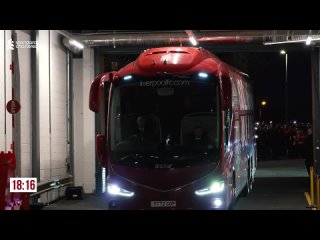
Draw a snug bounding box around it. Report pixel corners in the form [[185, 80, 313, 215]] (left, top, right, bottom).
[[116, 46, 248, 79]]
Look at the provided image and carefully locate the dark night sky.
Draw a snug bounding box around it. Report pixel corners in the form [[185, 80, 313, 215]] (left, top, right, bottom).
[[252, 50, 312, 124], [217, 49, 312, 124]]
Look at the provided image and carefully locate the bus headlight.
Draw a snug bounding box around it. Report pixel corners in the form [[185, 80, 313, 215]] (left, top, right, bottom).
[[195, 181, 225, 196], [107, 184, 134, 197]]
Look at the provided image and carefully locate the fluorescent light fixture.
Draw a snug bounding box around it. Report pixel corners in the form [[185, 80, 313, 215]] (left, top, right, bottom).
[[185, 30, 198, 46], [198, 72, 208, 78], [69, 39, 84, 49], [107, 184, 134, 197], [123, 75, 132, 80], [195, 181, 225, 196], [189, 36, 198, 46], [265, 37, 320, 45], [306, 37, 312, 45]]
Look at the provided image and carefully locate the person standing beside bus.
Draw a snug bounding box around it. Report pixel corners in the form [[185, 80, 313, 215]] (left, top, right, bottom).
[[303, 127, 313, 176]]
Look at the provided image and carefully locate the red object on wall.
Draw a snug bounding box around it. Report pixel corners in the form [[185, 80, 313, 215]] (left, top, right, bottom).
[[6, 100, 21, 114]]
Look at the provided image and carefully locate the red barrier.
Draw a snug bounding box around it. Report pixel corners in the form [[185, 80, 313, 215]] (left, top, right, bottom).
[[0, 151, 29, 210]]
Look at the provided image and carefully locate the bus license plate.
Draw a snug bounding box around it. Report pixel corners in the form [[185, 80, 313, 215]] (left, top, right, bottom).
[[150, 201, 176, 208]]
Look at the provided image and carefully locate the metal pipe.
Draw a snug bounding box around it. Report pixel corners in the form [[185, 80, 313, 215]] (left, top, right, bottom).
[[74, 31, 263, 47], [30, 176, 73, 197], [57, 30, 87, 47], [29, 181, 72, 197], [83, 36, 259, 47], [66, 30, 320, 47]]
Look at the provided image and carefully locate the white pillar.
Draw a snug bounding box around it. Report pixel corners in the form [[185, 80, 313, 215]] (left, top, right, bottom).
[[73, 58, 84, 188], [73, 48, 96, 193], [49, 30, 68, 179], [38, 30, 51, 182]]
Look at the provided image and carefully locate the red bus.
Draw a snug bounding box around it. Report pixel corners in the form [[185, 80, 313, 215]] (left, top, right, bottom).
[[89, 46, 256, 209]]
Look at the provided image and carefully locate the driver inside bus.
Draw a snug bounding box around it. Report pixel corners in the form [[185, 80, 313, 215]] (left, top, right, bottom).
[[136, 116, 146, 140], [187, 127, 210, 150], [129, 116, 154, 143]]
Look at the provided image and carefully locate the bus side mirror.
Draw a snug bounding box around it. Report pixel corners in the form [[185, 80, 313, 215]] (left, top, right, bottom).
[[89, 75, 103, 113], [96, 134, 108, 167]]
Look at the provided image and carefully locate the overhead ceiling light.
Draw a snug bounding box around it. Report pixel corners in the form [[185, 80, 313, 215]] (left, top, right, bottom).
[[69, 39, 84, 49], [189, 36, 198, 46], [306, 37, 312, 45], [185, 30, 198, 46]]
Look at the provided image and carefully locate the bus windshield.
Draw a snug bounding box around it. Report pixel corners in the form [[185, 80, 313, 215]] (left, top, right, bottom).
[[109, 75, 220, 169]]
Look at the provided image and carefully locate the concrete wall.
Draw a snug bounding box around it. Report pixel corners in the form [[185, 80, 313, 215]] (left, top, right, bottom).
[[82, 48, 96, 193], [37, 30, 51, 182], [16, 30, 32, 177], [0, 30, 5, 152], [49, 30, 68, 180], [37, 30, 68, 182], [73, 58, 84, 189], [0, 30, 96, 198]]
